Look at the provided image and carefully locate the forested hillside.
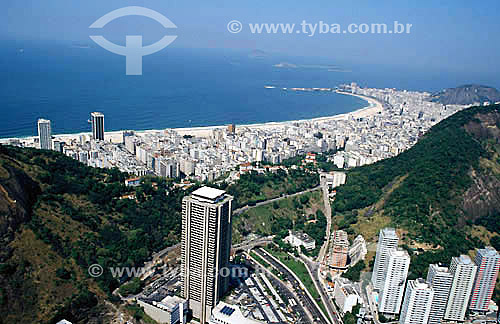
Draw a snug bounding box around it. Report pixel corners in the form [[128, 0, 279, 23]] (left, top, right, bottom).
[[332, 104, 500, 300]]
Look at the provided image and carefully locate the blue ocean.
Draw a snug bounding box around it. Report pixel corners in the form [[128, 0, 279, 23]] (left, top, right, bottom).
[[0, 40, 484, 138]]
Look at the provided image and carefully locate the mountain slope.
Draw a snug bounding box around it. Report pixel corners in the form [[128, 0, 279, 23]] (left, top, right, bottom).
[[332, 104, 500, 290], [430, 84, 500, 105], [0, 146, 184, 324]]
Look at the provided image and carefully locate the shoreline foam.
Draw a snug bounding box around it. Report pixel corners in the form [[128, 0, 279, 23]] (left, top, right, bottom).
[[0, 91, 383, 141]]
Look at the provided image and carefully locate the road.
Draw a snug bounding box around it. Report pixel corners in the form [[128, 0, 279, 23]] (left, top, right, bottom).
[[255, 248, 331, 324], [233, 185, 321, 215], [246, 252, 312, 324], [300, 255, 343, 324], [232, 236, 274, 252], [318, 183, 332, 263]]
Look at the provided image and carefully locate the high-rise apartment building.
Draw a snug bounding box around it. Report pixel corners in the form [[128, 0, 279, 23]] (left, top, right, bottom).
[[329, 230, 350, 269], [372, 228, 399, 290], [399, 279, 434, 324], [378, 249, 410, 314], [91, 112, 105, 141], [181, 187, 233, 323], [444, 255, 477, 321], [37, 118, 52, 150], [469, 247, 500, 312], [426, 264, 453, 324]]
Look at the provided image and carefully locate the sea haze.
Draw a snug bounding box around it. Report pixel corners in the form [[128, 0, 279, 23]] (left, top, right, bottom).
[[0, 41, 368, 138]]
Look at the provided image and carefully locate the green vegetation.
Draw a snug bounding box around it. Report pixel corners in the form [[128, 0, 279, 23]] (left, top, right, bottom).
[[224, 169, 319, 208], [341, 261, 366, 282], [343, 304, 361, 324], [331, 104, 500, 282], [119, 277, 144, 296], [0, 146, 184, 323], [232, 190, 325, 245], [250, 251, 272, 270]]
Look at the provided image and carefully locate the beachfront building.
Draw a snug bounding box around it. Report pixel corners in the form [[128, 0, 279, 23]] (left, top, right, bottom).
[[37, 118, 52, 150], [91, 112, 105, 141]]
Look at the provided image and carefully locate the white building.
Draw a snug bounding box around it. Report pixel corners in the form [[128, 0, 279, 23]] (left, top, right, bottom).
[[284, 230, 316, 250], [348, 235, 368, 266], [426, 264, 453, 324], [469, 247, 500, 312], [334, 277, 363, 314], [37, 118, 52, 150], [320, 171, 347, 189], [444, 255, 477, 321], [378, 249, 410, 314], [372, 228, 399, 290], [209, 302, 264, 324], [399, 279, 434, 324], [137, 296, 188, 324]]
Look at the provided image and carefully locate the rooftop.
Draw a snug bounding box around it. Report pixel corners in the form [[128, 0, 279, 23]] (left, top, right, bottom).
[[192, 186, 226, 200], [479, 246, 500, 257], [210, 302, 263, 324]]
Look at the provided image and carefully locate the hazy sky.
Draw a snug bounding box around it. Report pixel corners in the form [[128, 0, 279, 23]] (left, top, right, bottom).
[[3, 0, 500, 76]]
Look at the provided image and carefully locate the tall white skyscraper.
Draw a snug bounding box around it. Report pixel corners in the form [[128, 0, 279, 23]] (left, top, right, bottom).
[[91, 112, 105, 141], [426, 264, 453, 324], [399, 279, 434, 324], [378, 248, 410, 314], [372, 228, 399, 290], [469, 247, 500, 312], [37, 118, 52, 150], [181, 187, 233, 323], [444, 255, 477, 321]]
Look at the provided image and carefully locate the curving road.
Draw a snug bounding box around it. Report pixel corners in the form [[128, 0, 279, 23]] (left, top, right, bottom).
[[233, 186, 321, 215]]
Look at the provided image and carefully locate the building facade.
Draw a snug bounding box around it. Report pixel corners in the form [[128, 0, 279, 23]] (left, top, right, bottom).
[[399, 279, 434, 324], [444, 255, 478, 321], [469, 247, 500, 312], [426, 264, 453, 324], [91, 112, 105, 141], [181, 187, 233, 323], [372, 228, 399, 291], [37, 118, 52, 150], [329, 230, 350, 269], [348, 235, 368, 267], [378, 249, 410, 314]]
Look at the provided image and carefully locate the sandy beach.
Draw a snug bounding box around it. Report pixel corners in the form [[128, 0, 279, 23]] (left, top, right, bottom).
[[0, 90, 384, 142], [173, 91, 383, 137]]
